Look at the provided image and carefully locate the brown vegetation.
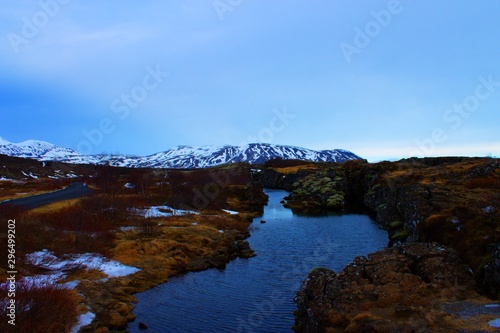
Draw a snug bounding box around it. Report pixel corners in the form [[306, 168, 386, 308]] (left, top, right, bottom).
[[1, 161, 267, 331], [0, 279, 81, 333]]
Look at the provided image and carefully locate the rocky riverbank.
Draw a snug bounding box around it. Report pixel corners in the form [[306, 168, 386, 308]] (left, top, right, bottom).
[[76, 212, 260, 332], [76, 183, 268, 332], [0, 163, 269, 332], [294, 242, 500, 332], [255, 157, 500, 331]]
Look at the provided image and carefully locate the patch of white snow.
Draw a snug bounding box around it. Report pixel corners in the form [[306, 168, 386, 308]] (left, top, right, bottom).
[[489, 318, 500, 328], [71, 309, 96, 333], [222, 209, 239, 215]]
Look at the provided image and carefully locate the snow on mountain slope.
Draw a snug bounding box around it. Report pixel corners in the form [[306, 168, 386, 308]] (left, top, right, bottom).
[[0, 137, 11, 145], [0, 139, 81, 161], [0, 137, 362, 169]]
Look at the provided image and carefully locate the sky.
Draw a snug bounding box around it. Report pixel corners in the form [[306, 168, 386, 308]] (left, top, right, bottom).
[[0, 0, 499, 162]]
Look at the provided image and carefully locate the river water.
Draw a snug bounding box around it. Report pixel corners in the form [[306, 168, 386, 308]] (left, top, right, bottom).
[[128, 189, 388, 333]]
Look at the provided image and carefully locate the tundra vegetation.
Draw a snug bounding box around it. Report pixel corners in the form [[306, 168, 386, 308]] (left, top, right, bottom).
[[1, 155, 499, 332], [0, 159, 266, 332]]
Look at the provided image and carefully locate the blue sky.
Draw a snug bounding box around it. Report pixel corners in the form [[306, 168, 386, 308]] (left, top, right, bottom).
[[1, 0, 499, 161]]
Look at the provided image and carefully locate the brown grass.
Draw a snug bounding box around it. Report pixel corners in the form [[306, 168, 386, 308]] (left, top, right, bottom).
[[273, 164, 320, 174], [0, 179, 68, 201], [464, 177, 500, 189], [29, 198, 81, 214], [0, 280, 81, 333]]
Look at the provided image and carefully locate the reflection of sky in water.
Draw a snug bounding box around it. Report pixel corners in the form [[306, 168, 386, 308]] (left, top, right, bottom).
[[129, 190, 388, 333]]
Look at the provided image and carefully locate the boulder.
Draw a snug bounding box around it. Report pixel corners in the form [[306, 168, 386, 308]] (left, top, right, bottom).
[[294, 243, 498, 332]]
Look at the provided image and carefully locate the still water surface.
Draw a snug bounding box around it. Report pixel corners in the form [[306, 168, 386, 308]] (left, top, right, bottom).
[[128, 189, 388, 333]]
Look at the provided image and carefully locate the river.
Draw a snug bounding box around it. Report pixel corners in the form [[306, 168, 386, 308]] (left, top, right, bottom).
[[128, 189, 388, 333]]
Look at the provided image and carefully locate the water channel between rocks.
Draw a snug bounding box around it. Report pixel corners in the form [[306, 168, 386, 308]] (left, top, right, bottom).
[[128, 189, 388, 333]]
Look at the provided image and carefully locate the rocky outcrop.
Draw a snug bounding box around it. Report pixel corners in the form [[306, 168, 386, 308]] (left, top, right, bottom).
[[294, 242, 500, 333], [261, 158, 500, 288], [264, 158, 500, 331]]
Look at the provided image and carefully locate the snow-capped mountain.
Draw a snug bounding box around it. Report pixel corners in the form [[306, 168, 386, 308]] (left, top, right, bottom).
[[0, 137, 81, 161], [0, 138, 362, 169]]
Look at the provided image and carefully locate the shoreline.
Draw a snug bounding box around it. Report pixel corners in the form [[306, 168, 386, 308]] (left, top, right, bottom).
[[75, 211, 260, 332]]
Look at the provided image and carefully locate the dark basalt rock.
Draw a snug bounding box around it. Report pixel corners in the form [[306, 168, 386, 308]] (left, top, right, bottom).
[[294, 243, 491, 333]]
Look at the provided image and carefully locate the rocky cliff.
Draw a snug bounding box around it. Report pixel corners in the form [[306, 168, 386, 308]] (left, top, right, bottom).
[[294, 242, 500, 332], [255, 157, 500, 331]]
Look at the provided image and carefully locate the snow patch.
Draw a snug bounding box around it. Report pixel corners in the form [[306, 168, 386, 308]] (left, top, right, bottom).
[[137, 206, 199, 218], [489, 318, 500, 328], [483, 206, 495, 213], [0, 136, 11, 145], [120, 226, 137, 232], [26, 249, 140, 279], [71, 309, 96, 333], [222, 209, 239, 215]]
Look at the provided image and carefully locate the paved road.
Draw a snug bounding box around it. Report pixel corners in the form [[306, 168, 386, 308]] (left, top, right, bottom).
[[1, 182, 93, 209]]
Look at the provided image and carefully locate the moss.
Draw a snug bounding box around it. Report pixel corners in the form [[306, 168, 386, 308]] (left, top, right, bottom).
[[391, 229, 410, 241], [390, 220, 403, 229], [326, 193, 344, 209]]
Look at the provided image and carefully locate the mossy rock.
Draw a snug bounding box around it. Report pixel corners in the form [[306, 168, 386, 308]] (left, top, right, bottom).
[[391, 229, 410, 241], [327, 193, 345, 209], [390, 221, 403, 229]]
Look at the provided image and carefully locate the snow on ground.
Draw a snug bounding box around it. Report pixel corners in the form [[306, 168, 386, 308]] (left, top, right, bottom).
[[483, 206, 495, 213], [486, 304, 500, 308], [71, 309, 96, 333], [136, 205, 199, 218], [489, 318, 500, 328], [222, 209, 239, 215], [0, 176, 13, 181], [26, 249, 140, 280], [120, 226, 137, 231]]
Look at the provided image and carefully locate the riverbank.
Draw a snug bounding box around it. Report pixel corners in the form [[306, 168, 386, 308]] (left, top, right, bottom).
[[294, 242, 500, 332], [76, 211, 260, 332], [127, 190, 387, 332], [0, 163, 269, 332], [254, 157, 500, 331]]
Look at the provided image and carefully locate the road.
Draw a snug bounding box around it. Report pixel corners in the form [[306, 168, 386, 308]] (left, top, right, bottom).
[[1, 182, 93, 210]]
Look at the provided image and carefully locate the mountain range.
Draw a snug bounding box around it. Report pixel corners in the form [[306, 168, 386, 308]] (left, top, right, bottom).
[[0, 137, 361, 169]]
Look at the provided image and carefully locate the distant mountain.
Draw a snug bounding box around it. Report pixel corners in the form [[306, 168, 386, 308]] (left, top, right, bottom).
[[0, 137, 81, 161], [0, 138, 362, 169]]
